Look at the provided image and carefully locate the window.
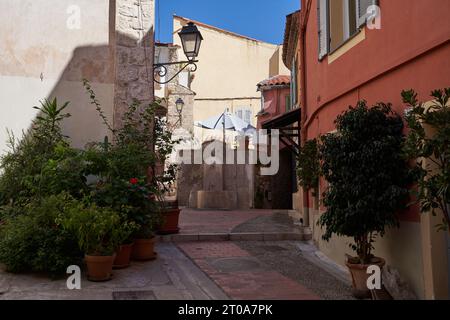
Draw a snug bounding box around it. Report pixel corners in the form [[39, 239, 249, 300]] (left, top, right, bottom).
[[329, 0, 357, 51], [244, 110, 252, 124], [318, 0, 379, 58], [235, 107, 253, 124]]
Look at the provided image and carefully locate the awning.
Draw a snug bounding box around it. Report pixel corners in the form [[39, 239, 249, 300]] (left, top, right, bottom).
[[261, 108, 301, 156]]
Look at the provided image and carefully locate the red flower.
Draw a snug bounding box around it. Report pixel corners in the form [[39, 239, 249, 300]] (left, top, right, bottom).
[[129, 178, 139, 185]]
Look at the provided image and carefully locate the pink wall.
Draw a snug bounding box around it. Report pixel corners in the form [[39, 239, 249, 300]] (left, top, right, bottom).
[[257, 87, 291, 129], [300, 0, 450, 218]]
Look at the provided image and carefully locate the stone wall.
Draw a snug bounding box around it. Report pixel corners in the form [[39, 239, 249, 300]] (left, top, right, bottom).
[[114, 0, 155, 129]]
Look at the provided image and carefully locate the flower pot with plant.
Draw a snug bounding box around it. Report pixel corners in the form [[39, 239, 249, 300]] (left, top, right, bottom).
[[318, 101, 413, 299], [61, 203, 135, 281], [132, 224, 158, 261], [113, 212, 138, 269], [157, 199, 181, 235]]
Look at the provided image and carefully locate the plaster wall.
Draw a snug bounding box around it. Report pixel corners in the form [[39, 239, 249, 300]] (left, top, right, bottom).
[[0, 0, 113, 153]]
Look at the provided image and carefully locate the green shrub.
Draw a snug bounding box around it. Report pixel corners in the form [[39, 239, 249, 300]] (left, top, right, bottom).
[[318, 101, 413, 264], [0, 98, 87, 206], [0, 194, 82, 276], [60, 203, 136, 256], [296, 139, 320, 194], [403, 88, 450, 231]]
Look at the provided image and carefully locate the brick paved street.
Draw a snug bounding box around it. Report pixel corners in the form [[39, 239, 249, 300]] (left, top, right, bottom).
[[177, 241, 323, 300]]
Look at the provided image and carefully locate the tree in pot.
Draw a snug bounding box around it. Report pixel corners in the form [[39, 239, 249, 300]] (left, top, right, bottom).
[[318, 101, 413, 299], [403, 88, 450, 233], [61, 203, 135, 281]]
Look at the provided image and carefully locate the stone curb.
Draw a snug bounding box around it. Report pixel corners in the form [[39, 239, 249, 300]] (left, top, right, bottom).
[[156, 232, 308, 243]]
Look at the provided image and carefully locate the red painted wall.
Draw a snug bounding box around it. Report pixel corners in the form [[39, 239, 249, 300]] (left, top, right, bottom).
[[300, 0, 450, 220]]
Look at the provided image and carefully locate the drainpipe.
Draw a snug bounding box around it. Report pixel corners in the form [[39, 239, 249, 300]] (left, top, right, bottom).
[[300, 0, 312, 227]]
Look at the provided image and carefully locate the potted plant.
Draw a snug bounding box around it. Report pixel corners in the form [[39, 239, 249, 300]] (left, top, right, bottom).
[[61, 203, 134, 281], [318, 101, 413, 299], [403, 88, 450, 233], [157, 199, 181, 235], [132, 224, 158, 261], [152, 116, 180, 235], [113, 210, 138, 269]]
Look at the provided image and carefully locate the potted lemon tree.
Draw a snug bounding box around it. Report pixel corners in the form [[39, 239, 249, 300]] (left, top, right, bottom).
[[319, 101, 413, 299]]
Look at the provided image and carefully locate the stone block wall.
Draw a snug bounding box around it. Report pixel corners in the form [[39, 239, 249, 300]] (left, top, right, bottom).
[[114, 0, 155, 129]]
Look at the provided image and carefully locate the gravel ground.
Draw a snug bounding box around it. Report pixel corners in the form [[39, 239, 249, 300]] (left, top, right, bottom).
[[237, 241, 355, 300]]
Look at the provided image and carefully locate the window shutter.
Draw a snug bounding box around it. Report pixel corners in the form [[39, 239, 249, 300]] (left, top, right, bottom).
[[244, 110, 252, 124], [318, 0, 329, 60], [357, 0, 379, 28]]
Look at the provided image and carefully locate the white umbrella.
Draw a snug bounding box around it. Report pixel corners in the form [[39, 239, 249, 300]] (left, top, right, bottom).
[[195, 111, 255, 134]]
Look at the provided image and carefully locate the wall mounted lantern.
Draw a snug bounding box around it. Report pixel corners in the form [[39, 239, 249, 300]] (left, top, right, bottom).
[[175, 98, 185, 115], [154, 22, 203, 84]]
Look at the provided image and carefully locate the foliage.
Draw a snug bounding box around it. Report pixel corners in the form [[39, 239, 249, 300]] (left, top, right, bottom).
[[403, 88, 450, 231], [60, 202, 137, 256], [296, 139, 320, 194], [82, 79, 178, 236], [0, 194, 82, 276], [0, 98, 87, 206], [88, 177, 161, 238], [318, 101, 412, 264]]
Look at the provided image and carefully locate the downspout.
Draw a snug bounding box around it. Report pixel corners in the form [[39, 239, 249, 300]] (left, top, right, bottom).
[[300, 0, 312, 227]]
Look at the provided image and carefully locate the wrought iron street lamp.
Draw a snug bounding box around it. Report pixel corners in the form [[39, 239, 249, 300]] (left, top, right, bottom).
[[174, 98, 185, 126], [154, 22, 203, 84], [175, 98, 185, 115]]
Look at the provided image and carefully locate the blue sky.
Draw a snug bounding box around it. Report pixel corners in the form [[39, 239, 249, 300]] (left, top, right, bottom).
[[155, 0, 300, 45]]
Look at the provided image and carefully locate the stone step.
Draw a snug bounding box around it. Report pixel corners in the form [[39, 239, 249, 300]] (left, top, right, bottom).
[[156, 231, 311, 243]]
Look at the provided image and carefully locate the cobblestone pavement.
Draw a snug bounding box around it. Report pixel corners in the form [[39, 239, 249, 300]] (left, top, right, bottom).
[[177, 241, 352, 300], [237, 241, 355, 300]]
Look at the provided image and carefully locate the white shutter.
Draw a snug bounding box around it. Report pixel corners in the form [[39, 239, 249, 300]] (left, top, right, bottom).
[[357, 0, 379, 28], [244, 110, 252, 124], [318, 0, 329, 60]]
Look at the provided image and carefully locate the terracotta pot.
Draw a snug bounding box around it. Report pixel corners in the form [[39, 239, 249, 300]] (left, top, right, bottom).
[[346, 257, 385, 299], [113, 243, 134, 269], [85, 254, 115, 282], [158, 207, 181, 235], [131, 237, 157, 261]]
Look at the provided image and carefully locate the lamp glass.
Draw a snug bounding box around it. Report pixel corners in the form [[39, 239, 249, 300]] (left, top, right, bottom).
[[179, 22, 203, 60], [176, 98, 184, 114]]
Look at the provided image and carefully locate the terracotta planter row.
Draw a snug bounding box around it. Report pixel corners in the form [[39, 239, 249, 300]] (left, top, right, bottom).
[[84, 203, 181, 282], [85, 237, 157, 282]]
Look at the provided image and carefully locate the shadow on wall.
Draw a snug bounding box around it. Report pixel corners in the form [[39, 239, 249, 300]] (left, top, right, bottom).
[[2, 25, 155, 153]]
